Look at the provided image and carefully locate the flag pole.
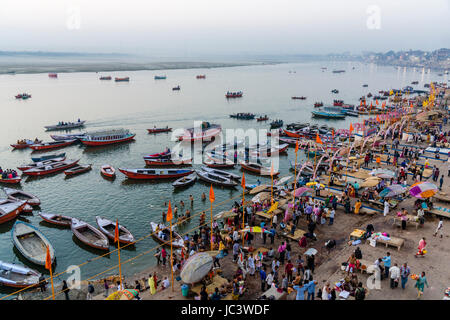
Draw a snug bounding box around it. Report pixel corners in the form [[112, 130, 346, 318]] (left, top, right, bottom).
[[170, 218, 174, 292], [49, 264, 55, 300], [292, 143, 298, 206], [241, 174, 245, 247], [209, 185, 215, 251], [45, 245, 55, 300], [117, 224, 123, 291]]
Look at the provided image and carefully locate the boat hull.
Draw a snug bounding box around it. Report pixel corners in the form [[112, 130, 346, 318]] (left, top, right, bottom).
[[29, 140, 75, 151], [23, 160, 79, 176], [119, 168, 194, 180], [147, 128, 172, 134], [81, 134, 135, 146], [0, 178, 21, 184]]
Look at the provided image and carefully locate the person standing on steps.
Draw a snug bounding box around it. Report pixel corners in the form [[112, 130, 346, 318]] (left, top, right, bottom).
[[434, 217, 444, 238]]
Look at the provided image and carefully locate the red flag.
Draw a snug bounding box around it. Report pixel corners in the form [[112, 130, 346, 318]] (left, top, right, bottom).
[[349, 123, 354, 134], [295, 140, 299, 153], [45, 245, 52, 270], [360, 100, 363, 107], [241, 172, 246, 189], [376, 115, 381, 123], [332, 129, 335, 138], [114, 219, 119, 242], [376, 99, 379, 105], [209, 185, 215, 203], [315, 133, 323, 145], [166, 200, 173, 221]]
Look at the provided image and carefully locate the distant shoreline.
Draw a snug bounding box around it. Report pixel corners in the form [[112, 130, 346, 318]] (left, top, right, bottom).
[[0, 61, 279, 75]]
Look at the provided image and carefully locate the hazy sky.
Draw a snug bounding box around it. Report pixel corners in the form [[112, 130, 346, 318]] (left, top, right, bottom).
[[0, 0, 449, 57]]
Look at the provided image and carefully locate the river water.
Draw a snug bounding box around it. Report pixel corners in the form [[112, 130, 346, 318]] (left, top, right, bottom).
[[0, 61, 444, 298]]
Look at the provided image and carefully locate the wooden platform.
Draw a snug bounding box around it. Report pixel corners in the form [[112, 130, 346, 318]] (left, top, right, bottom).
[[433, 192, 450, 203], [392, 215, 419, 230], [426, 206, 450, 219], [281, 225, 305, 241], [349, 229, 365, 240], [366, 236, 405, 251], [191, 274, 229, 296]]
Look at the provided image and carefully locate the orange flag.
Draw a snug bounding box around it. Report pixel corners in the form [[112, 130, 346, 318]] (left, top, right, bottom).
[[209, 185, 215, 203], [270, 163, 274, 177], [114, 219, 119, 242], [241, 172, 246, 189], [376, 99, 379, 105], [315, 133, 323, 145], [332, 129, 335, 138], [45, 245, 52, 270], [295, 140, 299, 153], [349, 123, 354, 134], [166, 200, 173, 222], [376, 115, 381, 123]]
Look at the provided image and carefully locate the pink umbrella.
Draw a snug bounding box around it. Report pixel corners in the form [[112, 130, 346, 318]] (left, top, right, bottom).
[[294, 187, 313, 197]]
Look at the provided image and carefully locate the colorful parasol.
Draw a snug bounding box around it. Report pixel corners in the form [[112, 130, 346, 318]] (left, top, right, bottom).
[[369, 169, 395, 179], [409, 181, 438, 199], [306, 181, 325, 189], [275, 175, 292, 186], [379, 185, 407, 198], [294, 187, 314, 197]]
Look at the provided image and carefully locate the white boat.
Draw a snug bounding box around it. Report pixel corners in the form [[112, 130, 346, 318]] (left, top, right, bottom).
[[0, 260, 41, 288], [44, 121, 86, 131]]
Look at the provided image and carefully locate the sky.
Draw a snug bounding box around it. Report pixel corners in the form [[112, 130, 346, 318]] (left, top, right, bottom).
[[0, 0, 449, 57]]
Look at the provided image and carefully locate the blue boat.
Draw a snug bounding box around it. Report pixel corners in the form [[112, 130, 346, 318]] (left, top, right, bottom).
[[31, 152, 66, 163], [311, 106, 346, 119], [154, 75, 167, 80]]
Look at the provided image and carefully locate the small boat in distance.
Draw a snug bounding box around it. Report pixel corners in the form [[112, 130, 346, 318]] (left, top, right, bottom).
[[172, 86, 180, 91], [100, 165, 116, 178], [38, 212, 73, 227], [196, 169, 238, 187], [314, 102, 324, 108], [257, 115, 269, 122], [200, 166, 240, 180], [226, 91, 243, 98], [50, 133, 86, 141], [22, 159, 80, 176], [154, 75, 166, 80], [99, 76, 112, 80], [292, 96, 307, 100], [48, 73, 57, 78], [11, 221, 55, 266], [44, 120, 86, 131], [332, 70, 345, 73], [230, 113, 255, 120], [270, 120, 283, 129], [0, 260, 41, 288], [15, 93, 32, 100], [95, 216, 135, 244], [81, 129, 135, 146], [147, 127, 172, 134], [115, 77, 130, 82], [331, 89, 339, 94], [196, 75, 206, 79], [71, 218, 109, 251], [240, 161, 279, 176], [11, 139, 42, 149]]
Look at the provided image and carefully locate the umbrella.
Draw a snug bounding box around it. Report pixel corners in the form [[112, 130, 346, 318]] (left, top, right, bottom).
[[409, 181, 438, 199], [250, 185, 269, 194], [275, 175, 292, 186], [213, 210, 237, 220], [120, 289, 139, 300], [252, 191, 271, 203], [180, 252, 213, 284], [306, 181, 325, 189], [369, 169, 395, 179], [240, 226, 271, 233], [379, 185, 407, 198], [294, 187, 314, 197]]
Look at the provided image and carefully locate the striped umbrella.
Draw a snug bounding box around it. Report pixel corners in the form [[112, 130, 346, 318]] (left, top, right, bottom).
[[369, 169, 395, 179], [294, 187, 314, 197], [379, 185, 407, 198], [409, 181, 438, 199]]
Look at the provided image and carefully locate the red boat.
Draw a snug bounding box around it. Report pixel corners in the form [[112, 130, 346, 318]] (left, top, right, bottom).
[[279, 137, 300, 146], [177, 123, 221, 142], [196, 75, 206, 79], [100, 165, 116, 178], [144, 150, 171, 160], [119, 168, 194, 180], [314, 102, 324, 107], [292, 96, 306, 100], [0, 199, 26, 224], [80, 130, 135, 146], [144, 158, 192, 166], [99, 76, 112, 80], [239, 162, 279, 176], [225, 91, 243, 98], [251, 144, 289, 157], [64, 164, 92, 176], [23, 159, 79, 176], [115, 77, 130, 82], [11, 139, 42, 149], [257, 116, 269, 121], [147, 128, 172, 134], [29, 140, 76, 151], [283, 129, 302, 138], [333, 100, 344, 106], [0, 177, 21, 184], [48, 73, 57, 78]]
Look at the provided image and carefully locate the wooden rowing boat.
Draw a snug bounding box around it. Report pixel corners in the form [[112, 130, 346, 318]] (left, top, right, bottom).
[[172, 173, 197, 188], [64, 164, 92, 176], [3, 187, 40, 206], [150, 222, 185, 249], [100, 165, 116, 178], [18, 157, 67, 171], [147, 128, 172, 134], [22, 159, 79, 176], [29, 140, 76, 151], [44, 121, 86, 131], [240, 161, 279, 176], [0, 199, 26, 224], [200, 166, 240, 180], [95, 216, 135, 244], [144, 150, 171, 159], [144, 158, 192, 166], [250, 144, 289, 157], [11, 221, 55, 266], [11, 139, 41, 149], [31, 153, 66, 163], [203, 157, 235, 168], [0, 177, 21, 184], [195, 169, 238, 187], [119, 168, 194, 180], [71, 218, 109, 250], [38, 212, 73, 227], [0, 260, 41, 288]]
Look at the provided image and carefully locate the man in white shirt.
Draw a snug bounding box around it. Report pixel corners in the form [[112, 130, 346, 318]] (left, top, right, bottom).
[[389, 263, 400, 289], [266, 271, 274, 287], [434, 218, 444, 238], [272, 214, 278, 228], [162, 277, 170, 289]]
